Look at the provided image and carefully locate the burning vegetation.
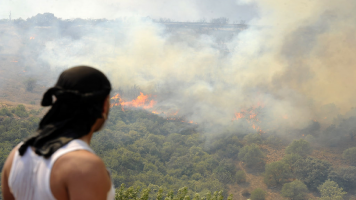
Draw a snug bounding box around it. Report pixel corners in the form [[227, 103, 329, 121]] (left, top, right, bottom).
[[111, 92, 156, 111]]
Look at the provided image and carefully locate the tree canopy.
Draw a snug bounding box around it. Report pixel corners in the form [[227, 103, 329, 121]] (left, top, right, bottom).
[[285, 139, 312, 157], [318, 180, 346, 200], [238, 144, 265, 168], [294, 157, 332, 191], [264, 161, 292, 186], [281, 180, 308, 200], [250, 188, 266, 200], [343, 147, 356, 166], [328, 166, 356, 192]]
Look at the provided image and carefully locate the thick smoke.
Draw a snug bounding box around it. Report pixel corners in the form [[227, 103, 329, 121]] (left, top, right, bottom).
[[1, 0, 257, 21], [1, 0, 356, 144]]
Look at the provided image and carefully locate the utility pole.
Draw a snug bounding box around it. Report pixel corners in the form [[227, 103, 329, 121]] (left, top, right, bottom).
[[9, 11, 11, 21]]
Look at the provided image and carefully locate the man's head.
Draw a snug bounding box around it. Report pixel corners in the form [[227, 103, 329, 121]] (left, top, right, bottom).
[[52, 66, 112, 132], [19, 66, 112, 157], [92, 95, 110, 132]]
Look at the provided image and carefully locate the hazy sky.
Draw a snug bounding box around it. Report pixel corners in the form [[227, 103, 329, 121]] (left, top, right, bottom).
[[0, 0, 258, 21]]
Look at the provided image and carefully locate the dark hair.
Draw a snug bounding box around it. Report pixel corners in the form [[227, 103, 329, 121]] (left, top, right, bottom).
[[19, 66, 111, 158]]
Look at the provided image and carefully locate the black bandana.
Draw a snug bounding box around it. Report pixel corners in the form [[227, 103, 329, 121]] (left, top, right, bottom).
[[19, 66, 111, 158]]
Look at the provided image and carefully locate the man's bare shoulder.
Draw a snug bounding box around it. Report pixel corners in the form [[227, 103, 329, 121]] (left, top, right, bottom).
[[51, 150, 112, 200], [52, 150, 111, 198], [1, 146, 18, 200], [53, 150, 107, 176]]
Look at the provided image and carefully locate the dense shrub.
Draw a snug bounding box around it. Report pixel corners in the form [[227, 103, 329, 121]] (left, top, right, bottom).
[[243, 133, 262, 144], [343, 147, 356, 166], [235, 170, 246, 183], [0, 109, 40, 172], [264, 161, 291, 186], [0, 107, 13, 117], [98, 108, 235, 194], [281, 180, 308, 200], [318, 180, 346, 200], [12, 104, 29, 118], [209, 135, 242, 159], [285, 139, 312, 157], [115, 184, 227, 200], [0, 106, 233, 196], [264, 135, 283, 148], [282, 153, 303, 173], [294, 157, 332, 190], [214, 159, 237, 184], [238, 144, 265, 168], [250, 188, 266, 200], [328, 166, 356, 192]]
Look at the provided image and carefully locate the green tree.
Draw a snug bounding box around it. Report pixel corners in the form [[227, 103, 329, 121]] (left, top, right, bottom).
[[328, 166, 356, 192], [285, 139, 312, 157], [250, 188, 266, 200], [294, 157, 332, 190], [264, 161, 292, 186], [12, 104, 29, 118], [282, 154, 303, 173], [114, 185, 225, 200], [342, 147, 356, 166], [238, 144, 265, 168], [318, 180, 346, 200], [235, 170, 246, 183], [281, 180, 308, 200], [209, 135, 242, 159], [243, 133, 262, 144], [214, 159, 237, 184], [0, 107, 13, 117]]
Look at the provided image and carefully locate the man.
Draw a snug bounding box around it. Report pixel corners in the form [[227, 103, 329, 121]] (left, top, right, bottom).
[[1, 66, 115, 200]]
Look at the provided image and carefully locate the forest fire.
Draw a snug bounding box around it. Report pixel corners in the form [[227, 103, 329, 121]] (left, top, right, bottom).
[[111, 91, 267, 127], [233, 105, 264, 132], [111, 93, 198, 124], [111, 92, 156, 111]]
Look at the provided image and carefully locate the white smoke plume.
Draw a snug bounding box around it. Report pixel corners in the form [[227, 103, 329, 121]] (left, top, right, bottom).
[[1, 0, 356, 142]]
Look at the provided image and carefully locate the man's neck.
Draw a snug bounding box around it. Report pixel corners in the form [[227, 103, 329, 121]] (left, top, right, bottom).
[[79, 130, 94, 145]]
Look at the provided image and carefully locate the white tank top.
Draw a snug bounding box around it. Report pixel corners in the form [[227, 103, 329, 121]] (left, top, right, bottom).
[[8, 139, 115, 200]]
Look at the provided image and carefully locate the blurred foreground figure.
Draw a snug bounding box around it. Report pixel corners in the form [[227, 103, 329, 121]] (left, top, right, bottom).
[[1, 66, 115, 200]]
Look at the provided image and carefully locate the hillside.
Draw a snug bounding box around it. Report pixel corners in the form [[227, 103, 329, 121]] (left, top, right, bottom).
[[1, 52, 355, 199], [227, 140, 356, 200], [1, 98, 356, 199], [0, 67, 356, 200]]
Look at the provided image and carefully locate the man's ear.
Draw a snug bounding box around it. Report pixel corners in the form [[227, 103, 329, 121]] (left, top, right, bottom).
[[102, 95, 110, 119]]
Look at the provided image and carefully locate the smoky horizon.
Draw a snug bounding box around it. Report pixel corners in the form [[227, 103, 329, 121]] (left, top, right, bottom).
[[1, 0, 356, 145]]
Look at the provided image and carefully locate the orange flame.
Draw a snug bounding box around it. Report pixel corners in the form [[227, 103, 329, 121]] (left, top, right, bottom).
[[233, 104, 263, 132], [234, 112, 244, 120], [111, 92, 198, 124], [111, 92, 156, 111]]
